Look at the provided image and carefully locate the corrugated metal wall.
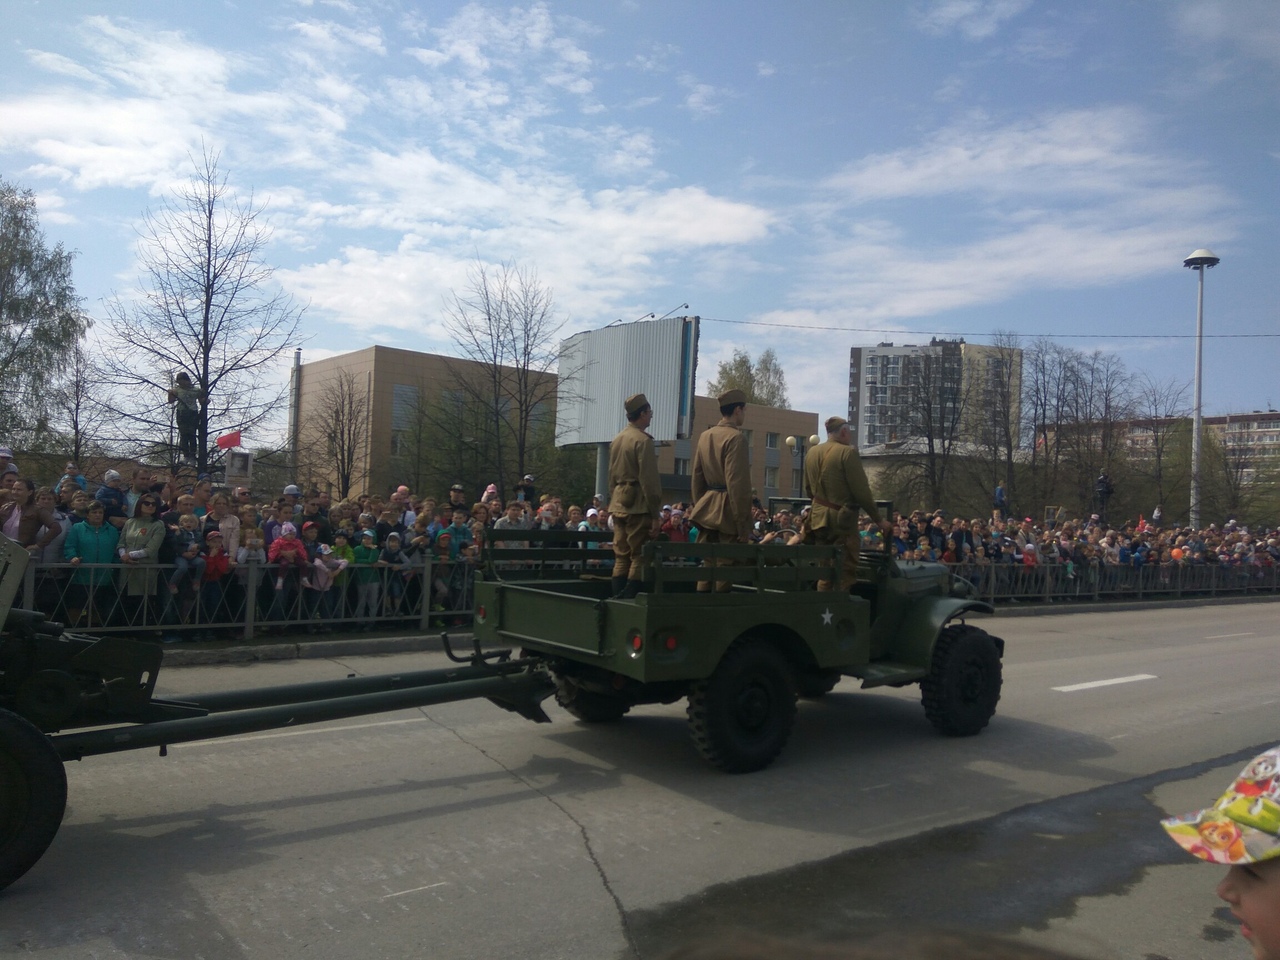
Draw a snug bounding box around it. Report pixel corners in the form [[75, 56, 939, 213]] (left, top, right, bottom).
[[556, 316, 698, 445]]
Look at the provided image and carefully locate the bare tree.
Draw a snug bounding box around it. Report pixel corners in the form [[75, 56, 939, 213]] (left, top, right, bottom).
[[895, 340, 967, 507], [100, 147, 303, 474], [1128, 373, 1190, 512], [48, 342, 110, 464], [299, 370, 370, 499], [441, 260, 565, 498]]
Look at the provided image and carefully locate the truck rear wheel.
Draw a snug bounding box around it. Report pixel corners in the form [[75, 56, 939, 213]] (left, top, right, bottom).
[[921, 624, 1002, 736], [688, 639, 797, 773], [0, 708, 67, 891], [553, 677, 631, 723]]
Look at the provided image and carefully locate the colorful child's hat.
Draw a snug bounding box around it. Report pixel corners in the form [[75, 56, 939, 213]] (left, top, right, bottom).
[[361, 529, 376, 539], [1162, 745, 1280, 865]]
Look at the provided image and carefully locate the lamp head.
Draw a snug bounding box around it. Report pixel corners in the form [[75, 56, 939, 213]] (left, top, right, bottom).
[[1183, 248, 1220, 269]]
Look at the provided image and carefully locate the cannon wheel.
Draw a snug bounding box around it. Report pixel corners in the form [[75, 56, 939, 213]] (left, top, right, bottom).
[[688, 638, 796, 773], [920, 623, 1003, 736], [0, 708, 67, 891]]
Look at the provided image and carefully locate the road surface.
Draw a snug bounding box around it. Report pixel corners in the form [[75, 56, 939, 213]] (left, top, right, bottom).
[[2, 601, 1275, 959]]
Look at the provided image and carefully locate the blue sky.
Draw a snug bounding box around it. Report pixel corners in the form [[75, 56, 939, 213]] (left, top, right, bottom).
[[2, 0, 1276, 424]]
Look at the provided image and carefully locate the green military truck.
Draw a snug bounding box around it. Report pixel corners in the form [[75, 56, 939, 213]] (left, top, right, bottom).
[[473, 529, 1004, 773]]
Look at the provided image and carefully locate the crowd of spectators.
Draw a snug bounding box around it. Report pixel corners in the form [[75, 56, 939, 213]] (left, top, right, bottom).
[[1, 445, 1278, 641]]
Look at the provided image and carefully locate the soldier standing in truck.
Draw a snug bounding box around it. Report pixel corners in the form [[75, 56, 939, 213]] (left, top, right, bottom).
[[608, 393, 663, 599], [690, 389, 753, 592], [805, 415, 893, 591]]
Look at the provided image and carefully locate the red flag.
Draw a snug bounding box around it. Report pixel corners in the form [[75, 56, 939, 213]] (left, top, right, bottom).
[[215, 430, 242, 450]]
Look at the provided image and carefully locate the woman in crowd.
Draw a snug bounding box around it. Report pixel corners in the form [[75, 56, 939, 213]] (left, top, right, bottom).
[[118, 494, 166, 626], [63, 500, 119, 627], [0, 478, 61, 557]]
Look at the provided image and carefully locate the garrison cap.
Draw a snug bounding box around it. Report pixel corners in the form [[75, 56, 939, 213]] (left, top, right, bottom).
[[825, 416, 848, 434], [717, 389, 747, 408], [625, 393, 650, 416]]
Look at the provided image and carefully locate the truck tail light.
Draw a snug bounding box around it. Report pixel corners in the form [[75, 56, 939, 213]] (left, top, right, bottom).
[[664, 633, 678, 651], [629, 630, 643, 654]]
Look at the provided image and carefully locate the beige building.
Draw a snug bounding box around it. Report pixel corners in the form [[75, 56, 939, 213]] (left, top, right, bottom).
[[292, 345, 557, 498], [655, 395, 819, 505], [293, 347, 818, 505]]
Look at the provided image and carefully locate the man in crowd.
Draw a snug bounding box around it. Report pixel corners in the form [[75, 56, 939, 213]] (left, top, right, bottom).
[[282, 484, 303, 516], [125, 467, 152, 515], [805, 415, 892, 591], [690, 388, 753, 592], [448, 482, 469, 517], [607, 392, 663, 599], [299, 496, 334, 546]]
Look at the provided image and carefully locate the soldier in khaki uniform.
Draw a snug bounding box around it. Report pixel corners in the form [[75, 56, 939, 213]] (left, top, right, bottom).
[[804, 415, 892, 591], [608, 393, 664, 598], [690, 389, 753, 592]]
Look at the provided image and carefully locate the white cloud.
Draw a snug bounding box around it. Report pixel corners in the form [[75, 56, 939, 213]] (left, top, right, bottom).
[[289, 19, 387, 57], [757, 61, 776, 78], [1172, 0, 1280, 68], [678, 73, 730, 116], [913, 0, 1032, 41]]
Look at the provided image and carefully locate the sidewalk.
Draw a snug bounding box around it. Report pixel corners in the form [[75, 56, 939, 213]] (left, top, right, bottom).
[[158, 592, 1280, 667]]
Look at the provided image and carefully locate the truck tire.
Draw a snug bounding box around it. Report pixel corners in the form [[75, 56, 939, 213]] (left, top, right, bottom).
[[553, 677, 630, 723], [0, 707, 67, 892], [687, 639, 797, 773], [920, 623, 1002, 736]]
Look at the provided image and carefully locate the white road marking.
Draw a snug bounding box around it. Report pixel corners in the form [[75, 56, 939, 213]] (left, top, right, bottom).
[[382, 882, 449, 900], [170, 716, 428, 748], [1052, 674, 1157, 693], [1204, 632, 1255, 639]]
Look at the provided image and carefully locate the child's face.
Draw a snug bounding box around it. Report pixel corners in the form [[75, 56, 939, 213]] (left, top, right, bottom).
[[180, 515, 199, 531], [334, 536, 348, 548], [1217, 858, 1280, 960]]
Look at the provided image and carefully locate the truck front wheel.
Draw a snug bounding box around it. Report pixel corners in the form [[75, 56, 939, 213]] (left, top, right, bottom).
[[688, 639, 797, 773], [921, 624, 1003, 736], [0, 707, 67, 891]]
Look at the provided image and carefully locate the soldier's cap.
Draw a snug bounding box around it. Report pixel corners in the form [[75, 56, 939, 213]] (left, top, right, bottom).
[[1162, 745, 1280, 865], [825, 416, 848, 433], [717, 388, 747, 408], [450, 482, 465, 492], [624, 393, 650, 416]]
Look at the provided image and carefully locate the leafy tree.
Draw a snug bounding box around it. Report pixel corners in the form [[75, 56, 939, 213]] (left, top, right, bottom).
[[0, 179, 90, 446], [707, 348, 790, 409], [99, 148, 303, 475]]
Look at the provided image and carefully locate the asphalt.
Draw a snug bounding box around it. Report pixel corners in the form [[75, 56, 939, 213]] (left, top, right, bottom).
[[157, 592, 1280, 667]]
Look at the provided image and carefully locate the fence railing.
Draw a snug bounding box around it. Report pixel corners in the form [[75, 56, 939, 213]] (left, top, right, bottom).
[[17, 558, 478, 640], [947, 560, 1279, 603], [13, 552, 1278, 642]]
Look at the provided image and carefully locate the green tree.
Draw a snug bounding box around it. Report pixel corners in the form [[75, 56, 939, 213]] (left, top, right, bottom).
[[0, 179, 90, 446], [707, 348, 790, 409], [100, 148, 303, 475]]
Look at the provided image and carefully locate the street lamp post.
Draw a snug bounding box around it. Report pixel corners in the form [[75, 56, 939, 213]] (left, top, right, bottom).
[[785, 433, 822, 496], [1183, 248, 1220, 531]]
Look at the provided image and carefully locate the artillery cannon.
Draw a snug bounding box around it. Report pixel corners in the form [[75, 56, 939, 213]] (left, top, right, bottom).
[[1, 521, 1003, 892]]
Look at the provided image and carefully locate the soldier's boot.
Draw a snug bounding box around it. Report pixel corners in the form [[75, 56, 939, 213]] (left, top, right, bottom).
[[610, 576, 628, 598], [618, 579, 642, 600]]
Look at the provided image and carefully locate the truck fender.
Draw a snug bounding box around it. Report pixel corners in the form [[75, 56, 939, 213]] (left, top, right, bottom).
[[892, 597, 997, 671]]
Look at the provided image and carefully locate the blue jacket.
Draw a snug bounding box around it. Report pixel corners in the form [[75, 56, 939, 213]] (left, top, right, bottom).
[[63, 522, 120, 587]]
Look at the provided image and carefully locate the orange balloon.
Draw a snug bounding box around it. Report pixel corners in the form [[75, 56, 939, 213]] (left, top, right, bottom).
[[1171, 548, 1184, 560]]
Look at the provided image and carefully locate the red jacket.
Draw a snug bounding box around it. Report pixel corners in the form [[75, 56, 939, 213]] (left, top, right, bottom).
[[204, 550, 230, 582]]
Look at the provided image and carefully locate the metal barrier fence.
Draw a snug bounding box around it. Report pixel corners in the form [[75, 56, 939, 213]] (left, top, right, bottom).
[[14, 554, 1278, 641], [949, 560, 1279, 603], [15, 558, 479, 641]]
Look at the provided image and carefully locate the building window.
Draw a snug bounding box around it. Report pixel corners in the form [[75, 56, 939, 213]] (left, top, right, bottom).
[[765, 432, 779, 449], [792, 468, 803, 495], [764, 466, 779, 489], [673, 457, 690, 476]]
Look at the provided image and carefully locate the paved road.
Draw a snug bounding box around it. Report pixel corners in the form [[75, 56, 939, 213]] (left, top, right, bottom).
[[2, 602, 1276, 959]]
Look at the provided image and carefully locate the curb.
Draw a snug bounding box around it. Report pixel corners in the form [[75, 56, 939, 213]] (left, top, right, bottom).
[[981, 592, 1280, 619]]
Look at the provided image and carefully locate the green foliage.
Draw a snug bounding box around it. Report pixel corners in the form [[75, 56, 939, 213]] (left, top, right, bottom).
[[0, 179, 90, 445], [707, 348, 789, 409]]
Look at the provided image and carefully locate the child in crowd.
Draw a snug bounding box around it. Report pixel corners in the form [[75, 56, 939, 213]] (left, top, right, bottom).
[[352, 529, 383, 628], [169, 513, 206, 596], [201, 530, 231, 624], [379, 531, 413, 616], [268, 521, 306, 590], [1163, 744, 1280, 960], [329, 531, 355, 618]]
